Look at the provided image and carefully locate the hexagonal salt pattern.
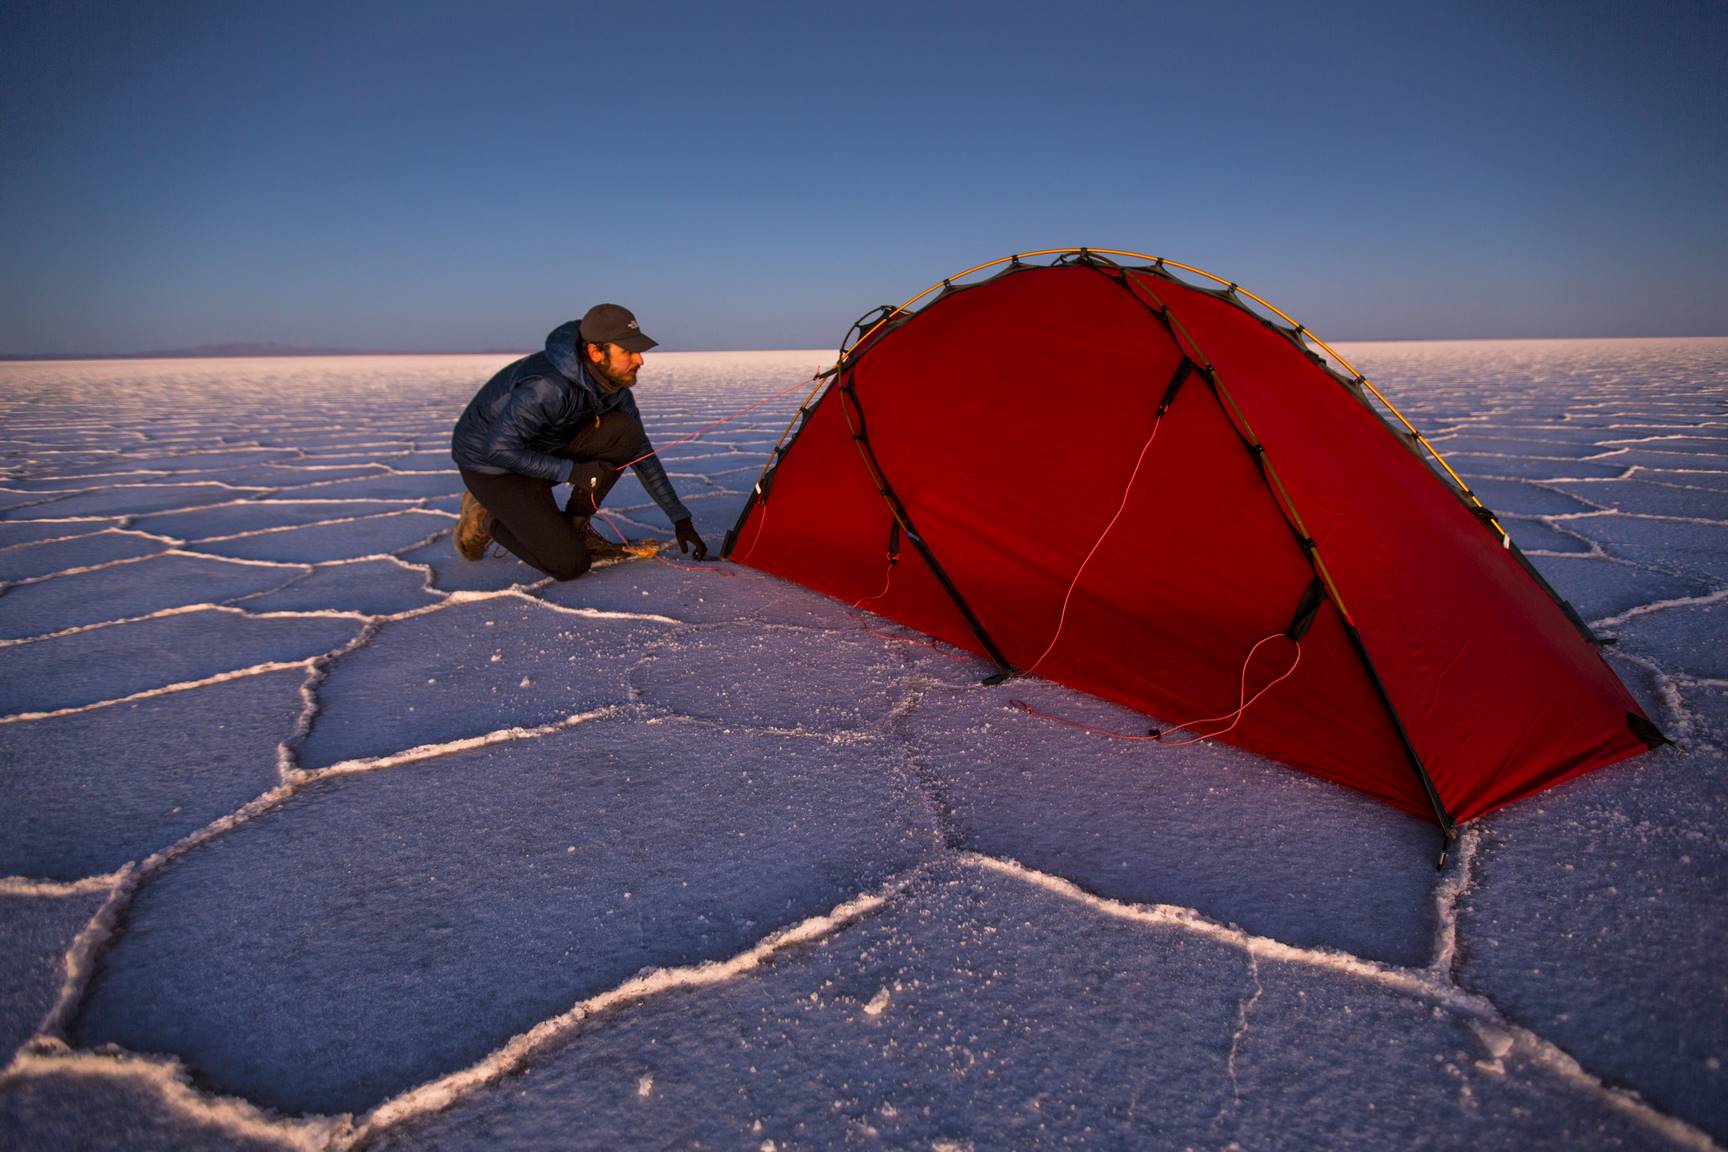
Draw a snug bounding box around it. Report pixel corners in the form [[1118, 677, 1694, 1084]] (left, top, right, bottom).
[[73, 717, 938, 1115], [1, 344, 1722, 1151], [0, 671, 306, 880]]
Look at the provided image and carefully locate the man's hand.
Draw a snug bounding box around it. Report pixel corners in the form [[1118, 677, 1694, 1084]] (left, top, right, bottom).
[[674, 517, 708, 560], [567, 460, 619, 492]]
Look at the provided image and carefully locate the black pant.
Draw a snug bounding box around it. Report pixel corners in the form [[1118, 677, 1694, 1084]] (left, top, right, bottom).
[[459, 409, 643, 581]]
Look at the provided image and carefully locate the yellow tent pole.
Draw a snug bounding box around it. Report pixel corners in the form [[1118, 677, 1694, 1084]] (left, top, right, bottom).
[[743, 248, 1504, 548], [832, 248, 1504, 542]]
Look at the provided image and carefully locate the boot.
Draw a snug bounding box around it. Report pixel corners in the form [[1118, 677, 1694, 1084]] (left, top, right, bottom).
[[570, 516, 632, 561], [454, 491, 492, 561]]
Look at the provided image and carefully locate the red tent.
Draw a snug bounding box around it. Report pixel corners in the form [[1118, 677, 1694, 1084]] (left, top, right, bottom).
[[724, 251, 1662, 845]]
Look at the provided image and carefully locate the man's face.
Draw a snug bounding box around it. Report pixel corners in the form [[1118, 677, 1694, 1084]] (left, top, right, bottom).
[[587, 342, 643, 391]]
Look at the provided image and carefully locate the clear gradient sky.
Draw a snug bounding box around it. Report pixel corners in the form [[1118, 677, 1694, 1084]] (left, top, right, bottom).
[[2, 0, 1724, 355]]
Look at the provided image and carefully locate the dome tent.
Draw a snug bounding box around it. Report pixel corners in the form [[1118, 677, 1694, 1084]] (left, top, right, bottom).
[[722, 250, 1663, 857]]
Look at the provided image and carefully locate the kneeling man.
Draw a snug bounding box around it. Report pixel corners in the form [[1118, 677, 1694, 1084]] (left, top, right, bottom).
[[450, 304, 706, 580]]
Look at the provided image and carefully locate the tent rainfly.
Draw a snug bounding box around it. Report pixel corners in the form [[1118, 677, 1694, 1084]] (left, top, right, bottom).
[[723, 250, 1665, 859]]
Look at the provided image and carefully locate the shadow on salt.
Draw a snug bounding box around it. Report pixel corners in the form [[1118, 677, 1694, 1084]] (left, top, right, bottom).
[[1464, 478, 1598, 517], [1449, 455, 1629, 481], [398, 538, 543, 593], [1500, 518, 1596, 554], [628, 618, 979, 734], [898, 677, 1443, 967]]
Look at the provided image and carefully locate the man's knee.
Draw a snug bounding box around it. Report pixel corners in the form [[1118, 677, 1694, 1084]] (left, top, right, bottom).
[[566, 409, 644, 465], [546, 552, 592, 582], [596, 415, 645, 465]]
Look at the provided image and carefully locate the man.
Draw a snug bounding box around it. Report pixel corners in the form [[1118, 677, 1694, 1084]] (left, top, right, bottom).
[[450, 304, 706, 580]]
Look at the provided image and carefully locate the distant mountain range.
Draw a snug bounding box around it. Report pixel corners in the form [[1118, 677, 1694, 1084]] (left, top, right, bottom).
[[0, 342, 529, 361]]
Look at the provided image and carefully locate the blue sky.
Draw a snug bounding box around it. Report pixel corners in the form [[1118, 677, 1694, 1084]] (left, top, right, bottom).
[[2, 0, 1723, 354]]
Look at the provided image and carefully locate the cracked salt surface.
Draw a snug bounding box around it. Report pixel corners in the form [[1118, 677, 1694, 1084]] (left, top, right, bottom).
[[0, 530, 167, 583], [0, 553, 305, 640], [236, 557, 444, 617], [291, 596, 676, 768], [0, 519, 128, 548], [0, 670, 305, 880], [4, 483, 275, 520], [898, 676, 1442, 966], [1530, 555, 1712, 624], [0, 892, 110, 1060], [0, 342, 1724, 1149], [74, 715, 936, 1115], [185, 509, 450, 563], [132, 499, 411, 539], [0, 609, 362, 716]]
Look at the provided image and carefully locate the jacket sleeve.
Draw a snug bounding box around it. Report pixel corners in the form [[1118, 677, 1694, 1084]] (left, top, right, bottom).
[[478, 377, 577, 482], [622, 394, 692, 524]]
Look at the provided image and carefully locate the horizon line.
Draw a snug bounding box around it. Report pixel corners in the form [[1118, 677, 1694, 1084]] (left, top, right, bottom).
[[4, 332, 1728, 364]]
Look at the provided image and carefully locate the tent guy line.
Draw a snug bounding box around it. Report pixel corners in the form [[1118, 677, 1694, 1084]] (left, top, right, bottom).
[[1010, 630, 1305, 748]]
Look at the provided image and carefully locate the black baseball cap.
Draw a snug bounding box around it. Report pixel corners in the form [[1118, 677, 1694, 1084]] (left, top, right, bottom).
[[579, 303, 658, 353]]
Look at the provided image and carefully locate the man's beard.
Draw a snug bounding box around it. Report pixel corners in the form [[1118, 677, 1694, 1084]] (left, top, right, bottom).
[[590, 356, 638, 392]]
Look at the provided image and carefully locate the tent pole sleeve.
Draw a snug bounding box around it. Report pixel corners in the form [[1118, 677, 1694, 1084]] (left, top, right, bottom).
[[839, 374, 1016, 677], [1336, 617, 1459, 856]]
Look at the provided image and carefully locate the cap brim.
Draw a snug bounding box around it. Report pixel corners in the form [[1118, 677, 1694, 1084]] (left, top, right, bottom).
[[615, 333, 657, 353]]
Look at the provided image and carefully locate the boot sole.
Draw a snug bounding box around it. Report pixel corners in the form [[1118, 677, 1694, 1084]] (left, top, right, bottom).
[[455, 494, 492, 561]]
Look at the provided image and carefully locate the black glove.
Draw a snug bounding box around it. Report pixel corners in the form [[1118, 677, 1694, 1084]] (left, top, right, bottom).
[[674, 517, 708, 560]]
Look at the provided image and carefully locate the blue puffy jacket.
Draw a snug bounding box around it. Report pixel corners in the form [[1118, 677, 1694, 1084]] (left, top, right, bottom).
[[451, 321, 690, 524]]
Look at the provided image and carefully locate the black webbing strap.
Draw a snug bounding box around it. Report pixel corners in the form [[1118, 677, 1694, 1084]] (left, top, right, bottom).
[[1159, 359, 1194, 417], [1285, 578, 1326, 642], [840, 372, 1014, 677]]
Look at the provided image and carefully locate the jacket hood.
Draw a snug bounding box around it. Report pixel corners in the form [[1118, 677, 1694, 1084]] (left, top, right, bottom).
[[544, 321, 596, 391]]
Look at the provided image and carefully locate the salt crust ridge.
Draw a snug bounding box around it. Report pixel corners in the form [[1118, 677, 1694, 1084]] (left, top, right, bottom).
[[1594, 586, 1728, 629], [188, 509, 445, 545], [0, 549, 307, 600]]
